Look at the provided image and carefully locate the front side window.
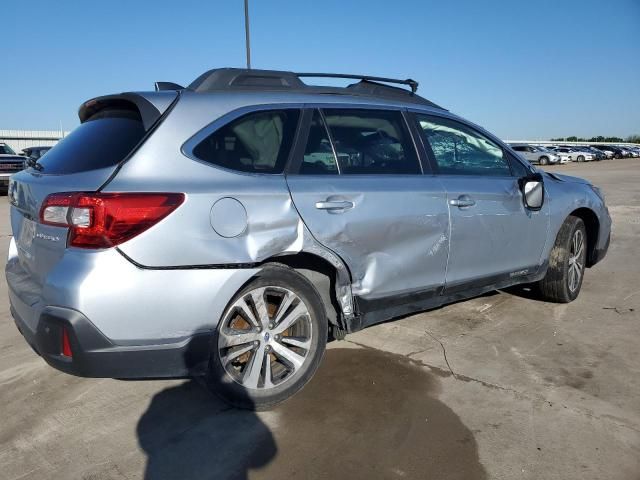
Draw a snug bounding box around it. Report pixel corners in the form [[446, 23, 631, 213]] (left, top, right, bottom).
[[509, 154, 530, 177], [193, 110, 299, 174], [321, 109, 420, 175], [416, 114, 511, 176]]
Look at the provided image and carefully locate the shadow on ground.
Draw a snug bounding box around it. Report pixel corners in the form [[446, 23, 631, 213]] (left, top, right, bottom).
[[137, 348, 486, 480]]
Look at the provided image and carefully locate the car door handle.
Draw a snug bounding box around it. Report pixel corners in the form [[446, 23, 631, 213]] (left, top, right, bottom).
[[449, 195, 476, 208], [315, 200, 354, 211]]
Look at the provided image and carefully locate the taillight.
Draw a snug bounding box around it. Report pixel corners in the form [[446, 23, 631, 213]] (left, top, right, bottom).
[[40, 192, 185, 249]]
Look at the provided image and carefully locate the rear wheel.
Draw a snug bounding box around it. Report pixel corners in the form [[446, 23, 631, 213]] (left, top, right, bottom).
[[538, 216, 587, 303], [207, 265, 327, 410]]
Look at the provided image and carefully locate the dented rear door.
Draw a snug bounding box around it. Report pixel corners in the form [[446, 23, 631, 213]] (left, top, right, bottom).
[[286, 107, 449, 300]]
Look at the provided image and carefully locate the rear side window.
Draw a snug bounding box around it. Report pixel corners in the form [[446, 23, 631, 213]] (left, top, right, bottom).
[[416, 114, 511, 177], [322, 109, 421, 175], [37, 109, 145, 174], [193, 110, 299, 174]]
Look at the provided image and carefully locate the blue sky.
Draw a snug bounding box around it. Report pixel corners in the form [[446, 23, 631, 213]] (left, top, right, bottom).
[[3, 0, 639, 139]]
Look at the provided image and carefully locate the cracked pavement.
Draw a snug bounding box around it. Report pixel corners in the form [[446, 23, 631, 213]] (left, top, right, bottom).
[[1, 159, 639, 479]]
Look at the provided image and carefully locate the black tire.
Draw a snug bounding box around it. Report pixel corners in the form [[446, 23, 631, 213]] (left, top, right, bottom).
[[538, 216, 587, 303], [615, 153, 622, 159], [577, 155, 585, 162], [206, 264, 328, 410], [539, 156, 549, 166]]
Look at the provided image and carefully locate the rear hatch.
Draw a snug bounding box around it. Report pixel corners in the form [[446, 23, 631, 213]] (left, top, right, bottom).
[[8, 91, 178, 291]]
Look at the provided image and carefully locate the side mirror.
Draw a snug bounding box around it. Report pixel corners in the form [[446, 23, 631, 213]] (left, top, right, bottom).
[[519, 172, 544, 210]]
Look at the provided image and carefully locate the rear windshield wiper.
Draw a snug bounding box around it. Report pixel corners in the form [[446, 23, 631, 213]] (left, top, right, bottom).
[[26, 157, 44, 171]]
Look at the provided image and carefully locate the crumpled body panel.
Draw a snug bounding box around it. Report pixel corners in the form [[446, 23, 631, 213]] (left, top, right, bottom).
[[286, 175, 450, 299]]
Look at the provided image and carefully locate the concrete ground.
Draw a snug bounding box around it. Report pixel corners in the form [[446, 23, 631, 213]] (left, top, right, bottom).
[[0, 159, 638, 480]]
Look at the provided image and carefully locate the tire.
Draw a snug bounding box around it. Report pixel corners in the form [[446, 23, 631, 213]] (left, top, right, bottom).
[[615, 153, 622, 159], [577, 155, 585, 162], [207, 264, 328, 410], [539, 156, 549, 166], [538, 216, 587, 303]]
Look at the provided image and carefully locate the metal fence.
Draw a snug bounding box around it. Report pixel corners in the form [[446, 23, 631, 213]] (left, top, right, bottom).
[[0, 130, 70, 154]]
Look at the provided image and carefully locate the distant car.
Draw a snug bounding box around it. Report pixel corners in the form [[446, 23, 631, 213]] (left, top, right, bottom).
[[593, 145, 625, 159], [552, 147, 594, 162], [627, 146, 640, 157], [22, 146, 52, 161], [578, 146, 605, 161], [590, 145, 615, 159], [509, 144, 560, 165], [0, 143, 26, 189], [614, 146, 634, 158], [536, 145, 570, 164], [620, 146, 639, 158]]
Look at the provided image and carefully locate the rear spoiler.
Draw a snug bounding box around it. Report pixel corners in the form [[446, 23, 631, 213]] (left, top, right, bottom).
[[78, 91, 179, 130]]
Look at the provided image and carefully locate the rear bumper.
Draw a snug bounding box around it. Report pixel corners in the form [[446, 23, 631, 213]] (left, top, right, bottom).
[[11, 304, 212, 379], [6, 238, 260, 378]]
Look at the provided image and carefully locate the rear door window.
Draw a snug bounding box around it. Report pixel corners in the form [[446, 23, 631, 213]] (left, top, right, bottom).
[[193, 110, 300, 174], [321, 109, 421, 175], [36, 109, 146, 174], [300, 110, 338, 174]]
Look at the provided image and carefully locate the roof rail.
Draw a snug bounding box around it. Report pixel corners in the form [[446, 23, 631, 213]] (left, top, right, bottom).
[[187, 68, 444, 109], [296, 73, 419, 94]]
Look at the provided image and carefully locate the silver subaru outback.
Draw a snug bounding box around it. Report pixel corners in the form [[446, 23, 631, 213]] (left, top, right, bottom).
[[6, 68, 611, 409]]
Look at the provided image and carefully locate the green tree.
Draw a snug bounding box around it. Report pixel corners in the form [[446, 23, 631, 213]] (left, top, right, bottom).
[[625, 134, 640, 143]]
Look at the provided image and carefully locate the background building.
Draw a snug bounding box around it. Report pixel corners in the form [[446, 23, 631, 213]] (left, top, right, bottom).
[[0, 130, 69, 154]]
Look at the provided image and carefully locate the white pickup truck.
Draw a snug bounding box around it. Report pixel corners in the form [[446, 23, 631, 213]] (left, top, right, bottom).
[[0, 143, 26, 189]]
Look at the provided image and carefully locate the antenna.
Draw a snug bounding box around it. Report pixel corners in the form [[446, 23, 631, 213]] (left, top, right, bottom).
[[244, 0, 251, 69]]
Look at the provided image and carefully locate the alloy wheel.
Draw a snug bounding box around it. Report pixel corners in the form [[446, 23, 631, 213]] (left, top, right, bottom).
[[568, 229, 585, 293], [217, 286, 313, 390]]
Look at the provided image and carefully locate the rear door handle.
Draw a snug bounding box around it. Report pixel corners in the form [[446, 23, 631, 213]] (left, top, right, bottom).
[[315, 200, 354, 211], [449, 195, 476, 208]]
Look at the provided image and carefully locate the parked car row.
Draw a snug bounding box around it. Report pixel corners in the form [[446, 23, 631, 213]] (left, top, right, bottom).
[[509, 142, 640, 165]]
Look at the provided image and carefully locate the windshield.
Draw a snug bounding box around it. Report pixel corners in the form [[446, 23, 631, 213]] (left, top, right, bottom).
[[0, 144, 17, 155]]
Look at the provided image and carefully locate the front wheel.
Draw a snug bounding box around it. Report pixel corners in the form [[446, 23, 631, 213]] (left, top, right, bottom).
[[539, 156, 549, 165], [538, 216, 587, 303], [577, 155, 585, 162], [207, 265, 327, 410]]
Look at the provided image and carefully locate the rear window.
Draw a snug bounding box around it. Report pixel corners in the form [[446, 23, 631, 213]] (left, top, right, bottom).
[[36, 109, 145, 174], [192, 110, 300, 174]]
